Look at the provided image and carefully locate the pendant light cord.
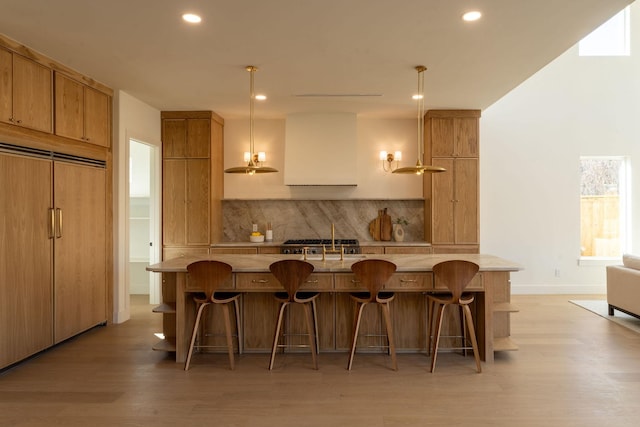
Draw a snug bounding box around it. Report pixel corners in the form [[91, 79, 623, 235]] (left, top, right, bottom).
[[416, 66, 426, 168], [248, 66, 256, 166]]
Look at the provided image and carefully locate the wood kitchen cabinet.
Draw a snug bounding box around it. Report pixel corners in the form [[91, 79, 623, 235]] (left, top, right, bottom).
[[424, 110, 480, 253], [53, 162, 107, 343], [0, 35, 112, 370], [0, 46, 52, 133], [0, 151, 108, 368], [54, 72, 111, 147], [0, 153, 54, 368], [161, 111, 224, 256]]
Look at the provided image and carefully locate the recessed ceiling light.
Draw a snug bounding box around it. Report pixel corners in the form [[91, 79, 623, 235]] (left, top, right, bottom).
[[255, 94, 267, 101], [462, 11, 482, 22], [182, 13, 202, 24]]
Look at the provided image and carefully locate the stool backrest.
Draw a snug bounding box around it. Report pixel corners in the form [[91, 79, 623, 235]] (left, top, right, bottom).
[[187, 260, 233, 300], [432, 260, 480, 301], [350, 259, 397, 299], [269, 260, 315, 301]]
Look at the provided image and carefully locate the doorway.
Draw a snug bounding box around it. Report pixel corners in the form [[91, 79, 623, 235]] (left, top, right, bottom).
[[128, 138, 161, 304]]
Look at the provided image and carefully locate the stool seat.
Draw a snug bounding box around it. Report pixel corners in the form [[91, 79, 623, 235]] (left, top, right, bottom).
[[347, 259, 397, 371], [427, 260, 481, 373], [184, 261, 243, 371], [269, 260, 319, 370]]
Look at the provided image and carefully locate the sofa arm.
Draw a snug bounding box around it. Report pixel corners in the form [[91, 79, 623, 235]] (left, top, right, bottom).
[[607, 265, 640, 317]]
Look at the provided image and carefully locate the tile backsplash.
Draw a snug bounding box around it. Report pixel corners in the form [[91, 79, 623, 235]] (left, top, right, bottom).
[[222, 200, 424, 243]]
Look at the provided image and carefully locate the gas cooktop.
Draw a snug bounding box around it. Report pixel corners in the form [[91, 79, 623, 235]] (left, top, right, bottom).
[[283, 239, 359, 246]]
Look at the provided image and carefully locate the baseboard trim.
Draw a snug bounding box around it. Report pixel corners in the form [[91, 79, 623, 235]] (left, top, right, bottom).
[[512, 284, 606, 295]]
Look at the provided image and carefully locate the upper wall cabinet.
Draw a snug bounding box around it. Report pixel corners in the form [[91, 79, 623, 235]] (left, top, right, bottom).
[[0, 47, 53, 133], [427, 111, 479, 158], [54, 73, 111, 147]]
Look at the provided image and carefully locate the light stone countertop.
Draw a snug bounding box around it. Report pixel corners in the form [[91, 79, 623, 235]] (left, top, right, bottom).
[[148, 253, 522, 273], [209, 241, 432, 247]]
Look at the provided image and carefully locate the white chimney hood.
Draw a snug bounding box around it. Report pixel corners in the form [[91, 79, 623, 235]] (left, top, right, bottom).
[[284, 112, 358, 186]]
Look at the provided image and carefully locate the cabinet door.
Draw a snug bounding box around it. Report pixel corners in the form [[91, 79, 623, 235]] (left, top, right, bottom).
[[186, 119, 210, 158], [0, 48, 12, 126], [430, 117, 478, 158], [12, 54, 52, 132], [454, 158, 479, 244], [54, 73, 84, 140], [186, 158, 210, 245], [83, 86, 110, 147], [162, 159, 187, 245], [0, 153, 53, 368], [431, 158, 455, 244], [162, 119, 187, 158], [53, 162, 106, 343]]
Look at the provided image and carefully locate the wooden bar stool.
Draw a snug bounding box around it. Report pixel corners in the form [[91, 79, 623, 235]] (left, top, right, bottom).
[[184, 260, 242, 371], [427, 260, 481, 373], [268, 260, 319, 370], [347, 259, 398, 370]]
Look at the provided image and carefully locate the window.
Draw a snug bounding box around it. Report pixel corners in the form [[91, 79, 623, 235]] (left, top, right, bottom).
[[579, 6, 630, 56], [580, 157, 630, 258]]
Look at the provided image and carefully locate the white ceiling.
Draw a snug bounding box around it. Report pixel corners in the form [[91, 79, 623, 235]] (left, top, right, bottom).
[[0, 0, 632, 119]]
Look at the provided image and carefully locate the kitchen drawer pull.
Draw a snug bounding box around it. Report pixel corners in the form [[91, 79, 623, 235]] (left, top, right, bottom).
[[351, 279, 361, 284], [48, 208, 55, 239], [400, 279, 417, 283], [251, 279, 269, 284], [305, 279, 319, 284], [55, 208, 63, 238]]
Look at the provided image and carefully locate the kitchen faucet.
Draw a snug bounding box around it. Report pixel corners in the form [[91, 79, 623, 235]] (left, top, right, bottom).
[[321, 223, 344, 261]]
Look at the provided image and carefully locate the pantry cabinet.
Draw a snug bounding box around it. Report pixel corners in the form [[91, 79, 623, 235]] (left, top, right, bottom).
[[161, 111, 224, 256], [54, 72, 111, 147], [424, 110, 480, 253], [0, 47, 52, 133], [0, 34, 112, 370]]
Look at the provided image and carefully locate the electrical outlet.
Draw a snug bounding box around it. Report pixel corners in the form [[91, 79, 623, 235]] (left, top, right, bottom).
[[554, 269, 561, 277]]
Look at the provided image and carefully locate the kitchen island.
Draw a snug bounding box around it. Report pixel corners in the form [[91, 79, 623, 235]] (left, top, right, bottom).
[[147, 253, 522, 364]]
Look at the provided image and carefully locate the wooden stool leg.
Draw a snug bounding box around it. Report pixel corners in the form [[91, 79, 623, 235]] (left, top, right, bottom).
[[311, 298, 320, 354], [462, 304, 482, 373], [234, 297, 243, 355], [303, 302, 318, 370], [269, 302, 288, 370], [221, 303, 235, 370], [185, 302, 208, 371], [426, 297, 434, 356], [381, 302, 397, 371], [430, 302, 447, 373], [347, 302, 367, 370]]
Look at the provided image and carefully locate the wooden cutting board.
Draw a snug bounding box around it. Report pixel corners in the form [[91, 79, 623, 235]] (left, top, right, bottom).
[[369, 208, 392, 241], [380, 208, 392, 241]]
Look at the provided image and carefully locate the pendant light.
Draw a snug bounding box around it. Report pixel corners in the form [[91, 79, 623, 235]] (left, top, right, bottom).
[[393, 66, 446, 175], [224, 66, 278, 174]]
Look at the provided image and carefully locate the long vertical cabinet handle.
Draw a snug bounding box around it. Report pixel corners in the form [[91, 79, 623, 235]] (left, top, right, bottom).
[[55, 208, 63, 238], [48, 208, 55, 239]]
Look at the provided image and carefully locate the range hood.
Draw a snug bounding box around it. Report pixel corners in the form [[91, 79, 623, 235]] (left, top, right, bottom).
[[284, 112, 358, 186]]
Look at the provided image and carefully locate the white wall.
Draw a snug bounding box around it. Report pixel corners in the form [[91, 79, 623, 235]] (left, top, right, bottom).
[[113, 91, 161, 323], [481, 4, 640, 294], [223, 117, 424, 199]]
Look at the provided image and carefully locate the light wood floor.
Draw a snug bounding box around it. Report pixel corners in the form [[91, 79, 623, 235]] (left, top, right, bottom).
[[1, 294, 640, 426]]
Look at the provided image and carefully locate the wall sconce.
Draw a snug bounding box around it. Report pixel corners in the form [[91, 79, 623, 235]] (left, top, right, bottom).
[[380, 150, 402, 172]]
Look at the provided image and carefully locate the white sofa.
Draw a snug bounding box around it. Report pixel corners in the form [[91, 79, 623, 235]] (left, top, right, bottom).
[[607, 254, 640, 318]]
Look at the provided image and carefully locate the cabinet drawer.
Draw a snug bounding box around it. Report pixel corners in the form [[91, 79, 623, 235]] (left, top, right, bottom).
[[210, 247, 257, 255], [236, 272, 333, 291], [236, 273, 278, 290], [433, 272, 483, 290], [163, 247, 208, 260], [185, 275, 234, 291], [384, 246, 432, 254], [386, 273, 432, 290], [334, 273, 363, 291], [360, 246, 384, 254]]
